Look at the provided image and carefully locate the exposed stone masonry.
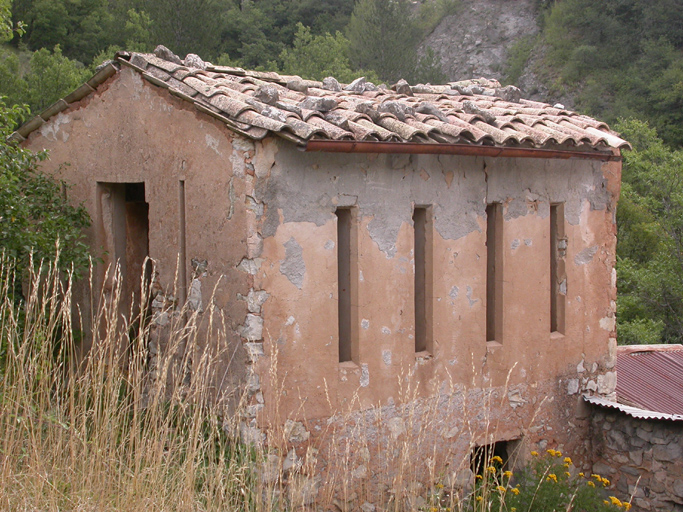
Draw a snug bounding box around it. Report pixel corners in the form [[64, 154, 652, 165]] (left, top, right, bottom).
[[591, 408, 683, 512]]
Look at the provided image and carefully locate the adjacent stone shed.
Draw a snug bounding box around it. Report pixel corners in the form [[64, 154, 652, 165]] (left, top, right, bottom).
[[14, 46, 629, 501]]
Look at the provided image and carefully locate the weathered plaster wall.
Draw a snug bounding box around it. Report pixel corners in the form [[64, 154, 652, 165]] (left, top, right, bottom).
[[246, 137, 620, 500], [22, 67, 251, 401], [591, 407, 683, 512]]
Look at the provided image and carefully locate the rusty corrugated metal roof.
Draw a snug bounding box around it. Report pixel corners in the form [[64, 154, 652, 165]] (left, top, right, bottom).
[[616, 344, 683, 416], [11, 46, 630, 155]]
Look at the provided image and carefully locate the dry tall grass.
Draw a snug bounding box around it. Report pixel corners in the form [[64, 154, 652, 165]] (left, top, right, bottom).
[[0, 256, 257, 511], [0, 255, 619, 512]]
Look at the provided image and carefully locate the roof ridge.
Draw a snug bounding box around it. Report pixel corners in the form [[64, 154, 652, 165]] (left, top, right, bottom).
[[11, 44, 631, 156]]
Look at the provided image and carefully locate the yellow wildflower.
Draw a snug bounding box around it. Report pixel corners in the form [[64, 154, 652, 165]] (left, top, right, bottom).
[[587, 481, 595, 488], [476, 474, 483, 480], [503, 470, 513, 479], [564, 457, 573, 465], [531, 451, 539, 456], [610, 496, 623, 507], [436, 483, 444, 489], [511, 488, 520, 495], [563, 463, 570, 468], [624, 503, 632, 510], [476, 496, 483, 502], [546, 474, 558, 483], [547, 449, 557, 456], [511, 509, 517, 512], [491, 456, 503, 464], [565, 472, 571, 477], [592, 474, 601, 480], [578, 472, 585, 478], [487, 466, 496, 474], [602, 477, 611, 487], [604, 501, 610, 506]]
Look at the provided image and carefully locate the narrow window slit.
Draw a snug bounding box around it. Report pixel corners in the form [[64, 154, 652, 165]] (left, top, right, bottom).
[[336, 208, 358, 363], [486, 203, 503, 343], [551, 203, 566, 334], [413, 206, 433, 354], [178, 180, 188, 306]]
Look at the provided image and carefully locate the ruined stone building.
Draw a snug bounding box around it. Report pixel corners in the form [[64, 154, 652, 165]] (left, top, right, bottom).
[[13, 46, 629, 500]]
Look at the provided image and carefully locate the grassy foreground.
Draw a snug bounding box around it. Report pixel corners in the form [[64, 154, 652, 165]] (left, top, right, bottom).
[[0, 256, 632, 511]]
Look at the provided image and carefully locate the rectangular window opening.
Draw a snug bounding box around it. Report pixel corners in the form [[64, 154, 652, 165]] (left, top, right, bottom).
[[98, 182, 150, 313], [486, 203, 503, 343], [336, 208, 358, 363], [550, 203, 566, 334], [413, 206, 433, 354], [471, 439, 521, 477]]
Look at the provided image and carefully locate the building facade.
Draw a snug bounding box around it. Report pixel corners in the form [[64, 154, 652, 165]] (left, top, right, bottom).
[[15, 46, 628, 503]]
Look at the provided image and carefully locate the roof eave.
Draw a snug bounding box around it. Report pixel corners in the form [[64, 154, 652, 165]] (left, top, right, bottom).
[[304, 140, 621, 162]]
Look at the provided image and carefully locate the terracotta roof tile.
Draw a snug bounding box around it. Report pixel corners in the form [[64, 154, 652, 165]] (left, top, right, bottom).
[[12, 49, 631, 155]]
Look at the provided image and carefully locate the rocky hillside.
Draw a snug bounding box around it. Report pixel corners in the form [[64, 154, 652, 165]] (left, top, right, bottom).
[[422, 0, 558, 105], [423, 0, 537, 81]]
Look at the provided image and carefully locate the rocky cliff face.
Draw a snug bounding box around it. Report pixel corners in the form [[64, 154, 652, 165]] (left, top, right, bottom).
[[422, 0, 552, 102]]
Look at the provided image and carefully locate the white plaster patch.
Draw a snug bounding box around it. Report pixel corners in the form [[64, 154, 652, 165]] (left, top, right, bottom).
[[187, 278, 203, 312], [382, 350, 392, 367], [387, 417, 406, 439], [381, 326, 391, 335], [361, 319, 370, 330], [280, 238, 306, 289], [567, 379, 579, 395], [597, 372, 616, 395], [524, 238, 533, 246], [511, 238, 520, 250], [285, 316, 295, 326], [324, 240, 335, 250], [205, 133, 221, 155], [508, 389, 527, 409], [599, 316, 616, 332], [352, 465, 367, 479], [575, 245, 599, 265], [359, 270, 364, 282], [39, 112, 72, 142], [360, 364, 370, 387], [449, 286, 459, 299], [466, 286, 478, 307]]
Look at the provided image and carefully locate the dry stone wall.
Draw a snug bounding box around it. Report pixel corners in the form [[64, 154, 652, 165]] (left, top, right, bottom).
[[591, 407, 683, 512]]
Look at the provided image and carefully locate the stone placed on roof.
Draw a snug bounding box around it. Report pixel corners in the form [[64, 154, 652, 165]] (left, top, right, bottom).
[[12, 45, 630, 153]]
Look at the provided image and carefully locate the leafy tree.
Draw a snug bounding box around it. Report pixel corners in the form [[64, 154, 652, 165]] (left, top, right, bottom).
[[218, 1, 283, 69], [0, 103, 90, 286], [23, 45, 89, 113], [616, 119, 683, 344], [279, 23, 378, 83], [347, 0, 420, 83], [11, 0, 115, 64], [0, 48, 28, 107], [133, 0, 226, 60], [540, 0, 683, 147], [413, 47, 446, 85]]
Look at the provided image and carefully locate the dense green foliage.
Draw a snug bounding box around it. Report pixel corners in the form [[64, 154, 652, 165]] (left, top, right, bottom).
[[539, 0, 683, 148], [0, 99, 90, 280], [615, 119, 683, 344], [3, 0, 452, 114]]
